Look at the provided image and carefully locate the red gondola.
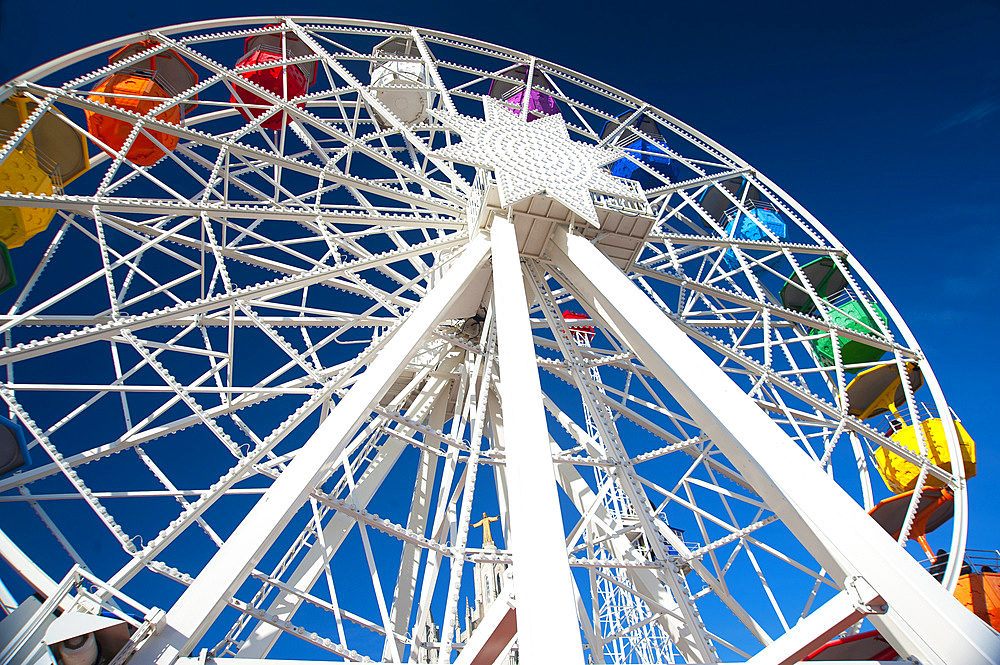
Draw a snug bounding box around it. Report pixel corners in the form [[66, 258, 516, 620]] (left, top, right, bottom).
[[231, 27, 316, 130]]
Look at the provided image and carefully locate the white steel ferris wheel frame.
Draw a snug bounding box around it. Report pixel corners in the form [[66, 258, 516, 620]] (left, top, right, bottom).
[[0, 16, 995, 665]]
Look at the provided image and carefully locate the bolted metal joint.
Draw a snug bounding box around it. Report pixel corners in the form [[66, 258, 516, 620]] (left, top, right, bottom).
[[846, 575, 888, 615]]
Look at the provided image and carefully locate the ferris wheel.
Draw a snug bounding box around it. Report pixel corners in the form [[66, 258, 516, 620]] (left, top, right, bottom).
[[0, 16, 995, 665]]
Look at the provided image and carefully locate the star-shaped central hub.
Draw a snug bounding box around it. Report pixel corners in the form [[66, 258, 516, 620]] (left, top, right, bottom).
[[431, 96, 635, 227]]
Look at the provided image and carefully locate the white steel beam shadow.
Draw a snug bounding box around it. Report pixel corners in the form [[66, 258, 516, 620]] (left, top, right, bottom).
[[547, 226, 1000, 665], [133, 235, 492, 665], [491, 217, 585, 664]]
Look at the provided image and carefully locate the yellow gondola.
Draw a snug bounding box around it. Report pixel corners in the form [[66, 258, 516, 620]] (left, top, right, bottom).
[[843, 362, 976, 494], [874, 411, 976, 494], [0, 94, 89, 248]]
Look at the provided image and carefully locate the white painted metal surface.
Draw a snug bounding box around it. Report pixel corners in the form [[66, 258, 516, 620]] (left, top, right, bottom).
[[0, 16, 991, 665], [555, 302, 680, 665], [135, 236, 491, 664], [490, 217, 584, 663], [548, 226, 999, 664]]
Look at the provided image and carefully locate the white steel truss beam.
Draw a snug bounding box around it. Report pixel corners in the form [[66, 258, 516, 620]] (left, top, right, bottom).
[[0, 193, 464, 229], [133, 234, 490, 664], [20, 81, 465, 217], [0, 231, 465, 358], [237, 348, 460, 658], [547, 225, 1000, 665]]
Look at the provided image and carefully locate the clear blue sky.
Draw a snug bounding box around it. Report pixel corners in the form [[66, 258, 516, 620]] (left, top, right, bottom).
[[1, 0, 998, 652]]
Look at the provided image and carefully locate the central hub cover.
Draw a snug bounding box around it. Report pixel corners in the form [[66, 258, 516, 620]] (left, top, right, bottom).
[[431, 96, 655, 269]]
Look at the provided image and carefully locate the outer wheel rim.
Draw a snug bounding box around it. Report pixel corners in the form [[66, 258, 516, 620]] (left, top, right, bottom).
[[0, 17, 971, 663]]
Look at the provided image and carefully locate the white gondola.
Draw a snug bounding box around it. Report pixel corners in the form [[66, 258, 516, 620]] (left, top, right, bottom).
[[368, 36, 433, 126]]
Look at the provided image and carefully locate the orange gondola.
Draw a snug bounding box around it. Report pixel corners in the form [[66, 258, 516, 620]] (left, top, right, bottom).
[[954, 561, 1000, 631], [868, 487, 954, 559], [85, 40, 197, 166]]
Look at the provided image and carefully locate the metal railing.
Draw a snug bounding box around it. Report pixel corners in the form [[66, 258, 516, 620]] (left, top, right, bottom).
[[877, 401, 960, 433], [0, 565, 164, 665], [467, 166, 651, 220], [824, 286, 873, 309], [721, 199, 779, 225], [919, 548, 1000, 581], [0, 129, 65, 191], [964, 549, 1000, 574], [591, 176, 652, 217]]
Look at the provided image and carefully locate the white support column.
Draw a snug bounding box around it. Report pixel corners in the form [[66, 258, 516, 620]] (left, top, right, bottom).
[[134, 235, 492, 665], [548, 226, 1000, 665], [490, 217, 585, 664], [485, 392, 511, 552], [383, 426, 442, 659]]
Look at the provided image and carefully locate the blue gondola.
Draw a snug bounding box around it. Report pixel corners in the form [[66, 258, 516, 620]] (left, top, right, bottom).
[[600, 113, 679, 188], [0, 414, 30, 478]]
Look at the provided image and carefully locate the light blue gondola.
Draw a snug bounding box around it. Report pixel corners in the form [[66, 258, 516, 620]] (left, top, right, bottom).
[[721, 201, 787, 269]]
